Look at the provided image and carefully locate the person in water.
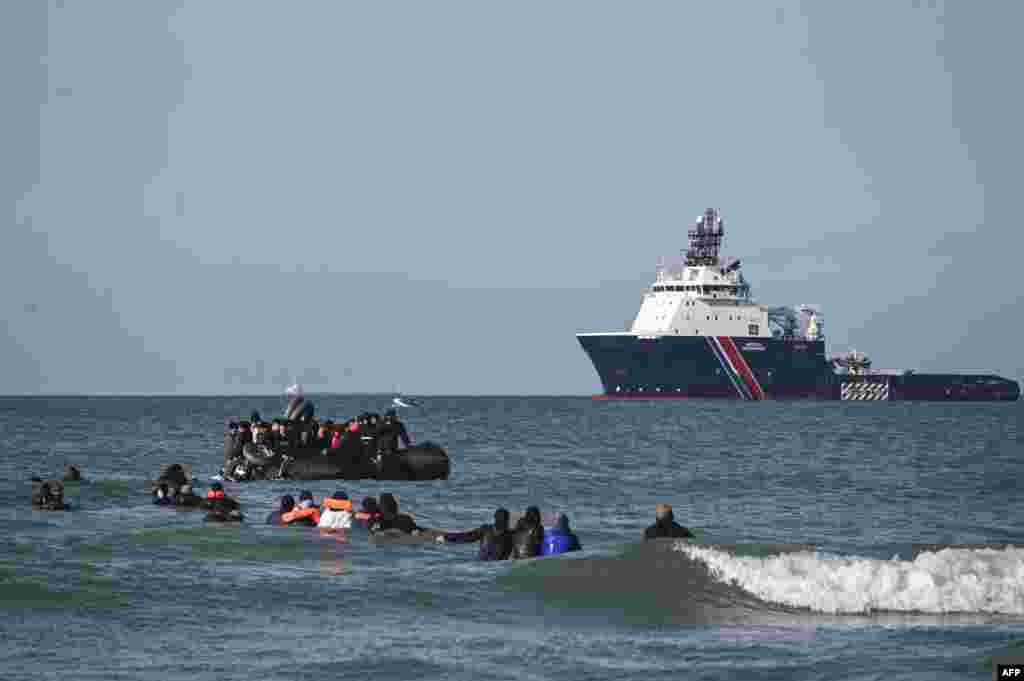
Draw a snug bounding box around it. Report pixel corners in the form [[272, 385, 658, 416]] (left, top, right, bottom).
[[439, 508, 515, 561], [541, 513, 582, 556], [318, 490, 353, 530], [33, 480, 69, 511], [266, 495, 296, 525], [174, 483, 203, 508], [203, 482, 241, 512], [643, 504, 694, 539], [511, 506, 544, 559], [281, 491, 320, 526], [369, 493, 422, 534], [355, 496, 382, 526], [153, 483, 176, 506]]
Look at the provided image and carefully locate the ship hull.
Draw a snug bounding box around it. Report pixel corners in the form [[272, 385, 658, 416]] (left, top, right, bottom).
[[577, 334, 1020, 402]]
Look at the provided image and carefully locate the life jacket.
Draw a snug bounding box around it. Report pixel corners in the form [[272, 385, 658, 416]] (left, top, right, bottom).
[[540, 530, 580, 556], [282, 506, 320, 526], [207, 490, 226, 501], [322, 498, 353, 512], [318, 498, 353, 529]]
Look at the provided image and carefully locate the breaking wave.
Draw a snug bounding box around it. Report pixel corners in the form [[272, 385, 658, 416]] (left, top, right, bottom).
[[676, 543, 1024, 615]]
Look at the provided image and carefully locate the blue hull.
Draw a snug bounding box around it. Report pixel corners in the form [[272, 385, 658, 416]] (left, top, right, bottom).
[[576, 334, 1020, 402]]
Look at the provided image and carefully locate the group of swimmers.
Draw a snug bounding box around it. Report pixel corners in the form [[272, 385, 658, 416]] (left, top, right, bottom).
[[152, 481, 243, 522]]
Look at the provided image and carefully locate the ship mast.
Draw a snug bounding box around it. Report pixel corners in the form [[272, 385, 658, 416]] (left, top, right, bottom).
[[685, 208, 724, 267]]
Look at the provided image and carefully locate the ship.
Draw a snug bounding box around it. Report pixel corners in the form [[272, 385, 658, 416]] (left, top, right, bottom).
[[576, 208, 1020, 402]]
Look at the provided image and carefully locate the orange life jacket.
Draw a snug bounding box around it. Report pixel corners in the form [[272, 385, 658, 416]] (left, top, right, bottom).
[[322, 498, 353, 512], [281, 506, 321, 525]]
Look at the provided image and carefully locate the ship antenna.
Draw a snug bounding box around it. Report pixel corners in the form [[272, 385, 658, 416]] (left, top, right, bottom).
[[685, 207, 724, 266]]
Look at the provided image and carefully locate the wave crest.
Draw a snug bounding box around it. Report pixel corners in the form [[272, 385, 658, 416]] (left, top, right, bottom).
[[675, 543, 1024, 615]]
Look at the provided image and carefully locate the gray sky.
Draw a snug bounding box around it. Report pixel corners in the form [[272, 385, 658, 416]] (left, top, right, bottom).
[[2, 0, 1021, 394]]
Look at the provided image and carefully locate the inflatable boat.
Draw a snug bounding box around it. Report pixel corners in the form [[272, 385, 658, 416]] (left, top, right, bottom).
[[221, 441, 450, 482]]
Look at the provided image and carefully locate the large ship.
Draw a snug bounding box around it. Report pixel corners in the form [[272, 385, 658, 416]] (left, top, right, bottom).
[[576, 208, 1020, 402]]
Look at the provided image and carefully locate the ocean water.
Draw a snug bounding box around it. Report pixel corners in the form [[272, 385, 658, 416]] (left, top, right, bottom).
[[1, 395, 1021, 680]]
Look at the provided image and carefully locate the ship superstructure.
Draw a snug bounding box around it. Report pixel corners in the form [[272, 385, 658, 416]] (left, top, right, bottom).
[[576, 208, 1019, 401]]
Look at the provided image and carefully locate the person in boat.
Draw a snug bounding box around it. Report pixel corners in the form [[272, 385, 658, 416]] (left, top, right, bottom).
[[511, 506, 544, 559], [153, 483, 176, 506], [284, 383, 315, 422], [280, 490, 320, 526], [174, 483, 204, 508], [266, 495, 296, 525], [643, 503, 694, 540], [377, 409, 412, 454], [438, 508, 514, 561], [355, 496, 383, 526], [369, 493, 422, 535], [318, 490, 353, 530], [541, 513, 582, 556]]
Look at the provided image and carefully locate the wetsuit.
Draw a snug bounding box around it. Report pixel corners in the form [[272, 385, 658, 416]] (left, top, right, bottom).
[[643, 517, 694, 540], [377, 418, 411, 454], [445, 524, 514, 561]]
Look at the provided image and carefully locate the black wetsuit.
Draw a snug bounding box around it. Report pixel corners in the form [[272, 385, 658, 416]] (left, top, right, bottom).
[[445, 524, 514, 561], [512, 523, 544, 559], [370, 513, 421, 534], [643, 518, 694, 540], [175, 493, 204, 508], [377, 419, 411, 454]]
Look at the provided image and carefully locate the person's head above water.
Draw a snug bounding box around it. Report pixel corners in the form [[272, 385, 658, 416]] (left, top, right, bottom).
[[494, 508, 510, 531], [361, 497, 380, 515], [331, 490, 348, 501], [655, 503, 674, 522], [280, 495, 295, 512], [524, 506, 541, 527], [551, 512, 571, 533]]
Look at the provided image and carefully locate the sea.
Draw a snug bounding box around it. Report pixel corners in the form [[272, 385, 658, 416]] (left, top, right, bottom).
[[1, 395, 1021, 680]]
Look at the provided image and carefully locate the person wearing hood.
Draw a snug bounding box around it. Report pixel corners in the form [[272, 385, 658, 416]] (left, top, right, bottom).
[[174, 483, 204, 509], [643, 504, 694, 540], [511, 506, 544, 559], [318, 490, 353, 530], [438, 508, 514, 561], [266, 495, 296, 525], [541, 513, 582, 556], [369, 493, 422, 534], [377, 409, 412, 454]]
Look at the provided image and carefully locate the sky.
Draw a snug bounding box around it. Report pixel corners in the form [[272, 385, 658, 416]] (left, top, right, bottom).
[[2, 0, 1022, 395]]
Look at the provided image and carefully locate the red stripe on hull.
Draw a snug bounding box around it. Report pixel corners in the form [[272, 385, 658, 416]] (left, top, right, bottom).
[[717, 337, 767, 400]]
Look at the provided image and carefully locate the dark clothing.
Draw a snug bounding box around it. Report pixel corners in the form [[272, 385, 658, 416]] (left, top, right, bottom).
[[445, 524, 514, 561], [512, 523, 544, 559], [377, 419, 411, 453], [175, 493, 204, 508], [203, 496, 241, 513], [643, 518, 694, 540], [370, 513, 421, 534]]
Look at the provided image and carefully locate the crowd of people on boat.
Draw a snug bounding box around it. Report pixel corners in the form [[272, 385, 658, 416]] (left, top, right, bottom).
[[224, 398, 414, 479]]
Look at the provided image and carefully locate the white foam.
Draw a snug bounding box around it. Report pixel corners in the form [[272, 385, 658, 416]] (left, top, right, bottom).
[[675, 543, 1024, 615]]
